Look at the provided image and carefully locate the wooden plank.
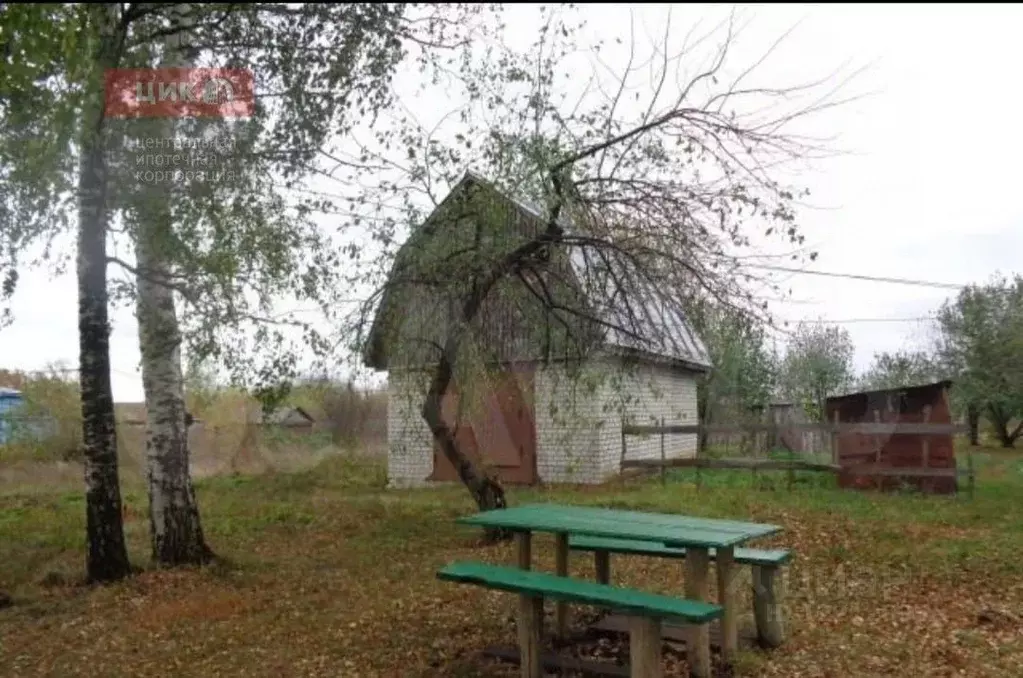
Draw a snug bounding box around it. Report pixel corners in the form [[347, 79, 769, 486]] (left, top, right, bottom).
[[716, 546, 739, 660], [437, 562, 723, 623], [872, 409, 882, 464], [483, 645, 630, 677], [594, 551, 610, 585], [516, 531, 532, 570], [591, 613, 760, 648], [659, 417, 666, 486], [622, 423, 967, 436], [843, 467, 962, 479], [518, 594, 543, 678], [569, 535, 793, 566], [922, 405, 932, 468], [683, 548, 712, 678], [620, 457, 841, 473], [555, 532, 569, 638], [458, 505, 781, 549], [630, 616, 662, 678]]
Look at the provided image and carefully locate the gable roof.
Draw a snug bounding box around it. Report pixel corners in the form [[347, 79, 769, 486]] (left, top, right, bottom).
[[265, 406, 315, 426], [363, 171, 712, 372]]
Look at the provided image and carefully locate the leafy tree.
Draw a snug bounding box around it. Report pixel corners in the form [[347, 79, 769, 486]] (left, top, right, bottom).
[[1, 3, 490, 575], [935, 274, 1023, 448], [348, 8, 861, 518], [689, 303, 776, 451], [859, 349, 941, 391], [779, 321, 855, 421]]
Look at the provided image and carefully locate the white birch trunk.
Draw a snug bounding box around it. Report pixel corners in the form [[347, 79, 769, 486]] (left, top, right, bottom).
[[135, 3, 212, 566]]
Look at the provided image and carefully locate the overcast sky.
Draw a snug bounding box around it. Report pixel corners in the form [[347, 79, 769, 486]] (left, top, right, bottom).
[[1, 3, 1021, 402]]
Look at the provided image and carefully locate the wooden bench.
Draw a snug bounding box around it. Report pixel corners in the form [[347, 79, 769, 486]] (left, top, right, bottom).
[[438, 561, 723, 678], [569, 535, 791, 648]]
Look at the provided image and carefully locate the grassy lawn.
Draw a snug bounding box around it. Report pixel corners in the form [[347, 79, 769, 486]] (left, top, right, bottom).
[[2, 445, 1022, 677]]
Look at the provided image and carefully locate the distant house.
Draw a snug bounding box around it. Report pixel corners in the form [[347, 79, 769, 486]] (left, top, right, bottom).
[[0, 388, 58, 445], [263, 406, 316, 430], [114, 403, 199, 427], [0, 388, 24, 444]]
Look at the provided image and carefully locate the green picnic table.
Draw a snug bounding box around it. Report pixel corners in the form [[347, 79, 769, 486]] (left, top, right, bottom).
[[457, 503, 785, 674]]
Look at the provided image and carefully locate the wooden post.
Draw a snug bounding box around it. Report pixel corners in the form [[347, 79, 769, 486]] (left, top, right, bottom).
[[594, 551, 610, 585], [620, 422, 628, 485], [518, 594, 543, 678], [683, 548, 711, 678], [968, 451, 975, 500], [514, 531, 542, 678], [555, 532, 569, 638], [787, 459, 794, 492], [629, 616, 663, 678], [516, 531, 532, 570], [660, 416, 666, 486], [923, 404, 932, 457], [752, 564, 786, 648], [873, 409, 882, 464], [831, 410, 840, 466], [716, 546, 739, 661]]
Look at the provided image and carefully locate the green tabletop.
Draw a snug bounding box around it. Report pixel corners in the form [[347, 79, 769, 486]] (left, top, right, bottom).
[[457, 503, 781, 549]]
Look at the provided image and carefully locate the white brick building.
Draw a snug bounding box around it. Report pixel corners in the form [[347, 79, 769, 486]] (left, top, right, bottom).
[[364, 172, 712, 487]]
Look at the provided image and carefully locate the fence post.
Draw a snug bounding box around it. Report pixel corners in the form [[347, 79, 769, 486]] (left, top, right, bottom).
[[831, 410, 840, 466], [967, 451, 975, 500], [617, 419, 626, 472], [660, 416, 666, 486]]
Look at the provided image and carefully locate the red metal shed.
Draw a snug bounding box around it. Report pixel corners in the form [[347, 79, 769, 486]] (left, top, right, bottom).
[[825, 380, 958, 494]]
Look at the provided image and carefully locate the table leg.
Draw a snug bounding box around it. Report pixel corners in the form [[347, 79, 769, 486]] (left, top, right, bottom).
[[630, 616, 663, 678], [514, 531, 542, 678], [683, 547, 711, 678], [752, 564, 786, 648], [716, 546, 738, 661], [555, 532, 569, 638], [518, 594, 543, 678], [516, 531, 532, 570], [594, 551, 610, 585]]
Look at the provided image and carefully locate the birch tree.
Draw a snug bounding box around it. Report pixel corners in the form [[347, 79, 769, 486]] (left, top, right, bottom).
[[2, 3, 492, 574], [126, 5, 214, 565], [346, 7, 862, 516]]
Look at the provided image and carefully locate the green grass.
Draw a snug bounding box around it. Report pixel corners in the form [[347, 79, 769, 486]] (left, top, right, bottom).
[[1, 443, 1022, 676]]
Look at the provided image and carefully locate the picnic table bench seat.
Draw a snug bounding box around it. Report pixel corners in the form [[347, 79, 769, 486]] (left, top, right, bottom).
[[568, 535, 792, 566], [568, 535, 790, 650], [438, 561, 722, 678]]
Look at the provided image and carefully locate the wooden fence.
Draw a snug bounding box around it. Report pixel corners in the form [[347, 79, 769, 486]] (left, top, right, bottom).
[[620, 421, 976, 497]]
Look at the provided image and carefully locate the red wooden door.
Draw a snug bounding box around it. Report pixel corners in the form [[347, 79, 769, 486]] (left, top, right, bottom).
[[430, 368, 536, 485]]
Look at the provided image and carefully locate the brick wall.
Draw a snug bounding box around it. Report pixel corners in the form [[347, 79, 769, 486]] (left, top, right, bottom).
[[533, 362, 611, 484], [386, 372, 434, 488], [385, 356, 700, 487], [533, 357, 699, 483]]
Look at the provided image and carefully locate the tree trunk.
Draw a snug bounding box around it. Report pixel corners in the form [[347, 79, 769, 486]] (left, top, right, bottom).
[[133, 3, 214, 567], [987, 405, 1019, 449], [422, 338, 508, 540], [697, 386, 709, 454], [417, 232, 559, 538], [966, 402, 980, 446], [135, 232, 215, 565], [76, 3, 131, 584], [416, 187, 564, 539]]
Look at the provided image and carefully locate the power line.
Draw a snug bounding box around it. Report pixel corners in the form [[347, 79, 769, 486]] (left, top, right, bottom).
[[783, 317, 937, 325], [747, 265, 966, 290]]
